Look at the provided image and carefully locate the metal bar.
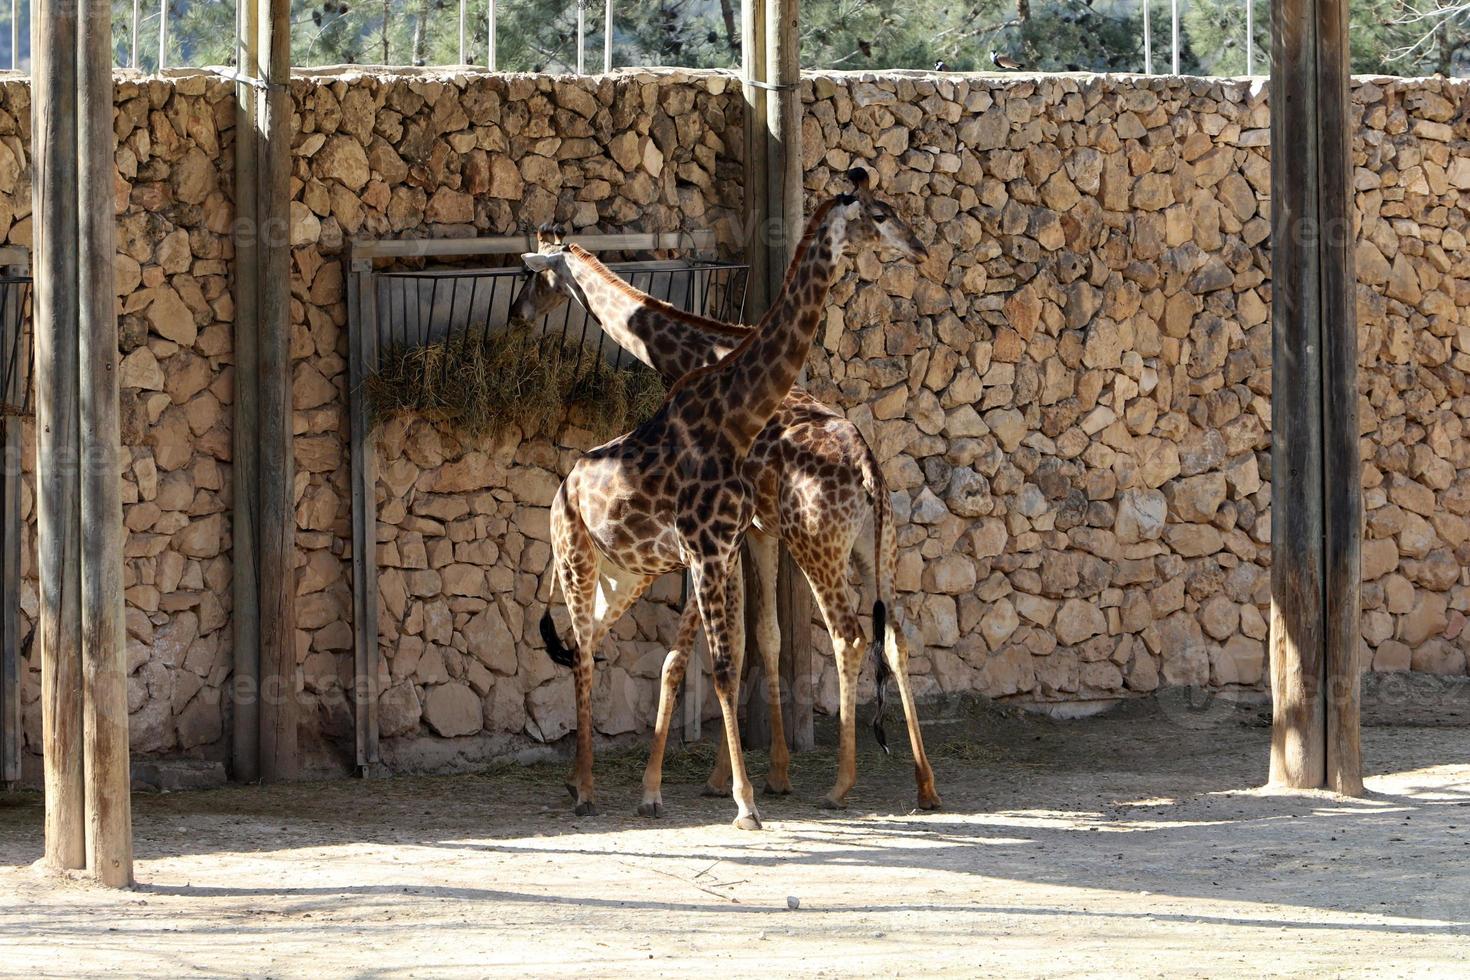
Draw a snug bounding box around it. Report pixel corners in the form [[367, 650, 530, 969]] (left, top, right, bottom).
[[1143, 0, 1152, 75], [1170, 0, 1179, 74], [349, 230, 716, 260], [158, 0, 166, 71], [459, 0, 467, 64], [488, 0, 496, 69], [604, 0, 612, 72], [576, 0, 586, 74], [1245, 0, 1254, 74], [132, 0, 140, 69], [10, 0, 17, 71]]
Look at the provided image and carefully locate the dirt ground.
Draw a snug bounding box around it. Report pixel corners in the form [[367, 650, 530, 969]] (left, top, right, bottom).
[[1, 697, 1467, 978]]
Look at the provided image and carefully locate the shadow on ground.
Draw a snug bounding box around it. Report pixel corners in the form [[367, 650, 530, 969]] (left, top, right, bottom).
[[2, 694, 1468, 934]]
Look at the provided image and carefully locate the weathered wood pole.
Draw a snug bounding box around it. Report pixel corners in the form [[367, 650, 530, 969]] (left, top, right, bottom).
[[738, 0, 769, 747], [32, 0, 86, 872], [1268, 0, 1362, 794], [256, 0, 298, 781], [78, 0, 133, 887], [765, 0, 814, 752], [231, 0, 262, 783]]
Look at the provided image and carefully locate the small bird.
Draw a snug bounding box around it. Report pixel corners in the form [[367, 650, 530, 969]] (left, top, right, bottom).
[[1065, 62, 1083, 71], [857, 38, 874, 57], [991, 50, 1024, 70], [934, 59, 949, 71]]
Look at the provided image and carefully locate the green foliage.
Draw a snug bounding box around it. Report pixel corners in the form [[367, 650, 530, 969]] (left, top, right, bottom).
[[127, 0, 1466, 79]]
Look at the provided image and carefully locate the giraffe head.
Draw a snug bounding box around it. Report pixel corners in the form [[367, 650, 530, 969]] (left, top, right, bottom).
[[832, 167, 928, 263], [511, 223, 584, 322]]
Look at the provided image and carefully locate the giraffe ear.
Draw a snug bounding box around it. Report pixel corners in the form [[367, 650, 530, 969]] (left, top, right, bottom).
[[522, 252, 556, 273]]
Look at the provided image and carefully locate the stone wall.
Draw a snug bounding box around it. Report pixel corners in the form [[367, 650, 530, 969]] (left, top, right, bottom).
[[11, 74, 240, 777], [10, 67, 1470, 779], [290, 70, 744, 771], [796, 72, 1470, 708]]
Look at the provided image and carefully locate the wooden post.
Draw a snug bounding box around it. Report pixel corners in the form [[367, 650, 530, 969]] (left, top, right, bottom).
[[231, 0, 261, 783], [32, 0, 86, 873], [256, 0, 297, 782], [765, 0, 813, 752], [1268, 0, 1362, 794], [738, 0, 769, 747], [78, 0, 133, 888]]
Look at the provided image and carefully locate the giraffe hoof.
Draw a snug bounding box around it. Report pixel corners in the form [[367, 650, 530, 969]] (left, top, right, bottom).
[[636, 801, 664, 818], [732, 813, 764, 831], [701, 782, 731, 798], [816, 795, 847, 810], [762, 780, 792, 797], [573, 801, 599, 817], [917, 793, 943, 811]]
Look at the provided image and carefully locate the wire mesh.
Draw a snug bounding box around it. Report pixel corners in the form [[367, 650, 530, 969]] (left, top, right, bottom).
[[370, 259, 749, 375]]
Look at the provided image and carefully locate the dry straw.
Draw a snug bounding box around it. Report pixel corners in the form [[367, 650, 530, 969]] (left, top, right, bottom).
[[366, 323, 666, 441]]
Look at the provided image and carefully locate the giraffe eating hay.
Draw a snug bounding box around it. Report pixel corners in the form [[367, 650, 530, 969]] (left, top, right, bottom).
[[536, 170, 928, 828], [514, 218, 941, 813]]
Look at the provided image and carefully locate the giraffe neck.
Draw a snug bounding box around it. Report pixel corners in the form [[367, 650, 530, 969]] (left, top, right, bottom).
[[694, 198, 846, 455], [562, 245, 744, 383]]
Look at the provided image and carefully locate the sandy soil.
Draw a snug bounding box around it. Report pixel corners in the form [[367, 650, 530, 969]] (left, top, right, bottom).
[[1, 699, 1467, 978]]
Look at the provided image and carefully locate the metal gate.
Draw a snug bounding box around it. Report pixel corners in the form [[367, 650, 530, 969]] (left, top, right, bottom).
[[345, 231, 747, 771], [0, 247, 31, 787]]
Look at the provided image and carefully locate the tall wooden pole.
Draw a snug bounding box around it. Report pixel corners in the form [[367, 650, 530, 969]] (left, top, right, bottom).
[[32, 0, 86, 873], [78, 0, 133, 888], [256, 0, 297, 781], [1268, 0, 1362, 794], [739, 0, 770, 747], [741, 0, 768, 316], [766, 0, 813, 752], [232, 0, 262, 783]]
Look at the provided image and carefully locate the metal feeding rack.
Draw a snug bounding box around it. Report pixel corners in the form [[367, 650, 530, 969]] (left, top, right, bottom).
[[344, 231, 748, 771]]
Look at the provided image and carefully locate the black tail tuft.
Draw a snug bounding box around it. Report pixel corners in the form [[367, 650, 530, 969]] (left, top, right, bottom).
[[870, 599, 891, 755], [540, 611, 577, 669]]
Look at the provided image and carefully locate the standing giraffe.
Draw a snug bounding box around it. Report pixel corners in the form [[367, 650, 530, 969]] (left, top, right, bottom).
[[514, 225, 941, 813], [537, 170, 927, 828]]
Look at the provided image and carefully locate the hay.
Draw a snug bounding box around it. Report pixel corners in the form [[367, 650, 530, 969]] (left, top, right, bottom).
[[366, 323, 667, 441]]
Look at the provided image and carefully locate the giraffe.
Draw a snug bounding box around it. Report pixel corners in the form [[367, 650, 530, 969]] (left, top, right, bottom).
[[536, 169, 927, 828], [513, 225, 941, 814]]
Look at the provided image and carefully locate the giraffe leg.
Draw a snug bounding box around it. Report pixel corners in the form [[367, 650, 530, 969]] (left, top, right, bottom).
[[692, 558, 762, 830], [549, 491, 603, 817], [884, 615, 942, 810], [639, 601, 701, 817], [870, 482, 942, 810], [748, 531, 791, 795], [803, 569, 866, 810], [548, 493, 654, 817], [702, 549, 751, 796]]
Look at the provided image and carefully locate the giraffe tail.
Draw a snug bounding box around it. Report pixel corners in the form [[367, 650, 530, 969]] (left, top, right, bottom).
[[539, 610, 577, 669], [538, 557, 580, 669], [863, 442, 892, 755]]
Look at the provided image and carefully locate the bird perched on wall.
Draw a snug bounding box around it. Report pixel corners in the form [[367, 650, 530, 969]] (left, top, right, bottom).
[[991, 51, 1024, 70], [934, 59, 949, 71]]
